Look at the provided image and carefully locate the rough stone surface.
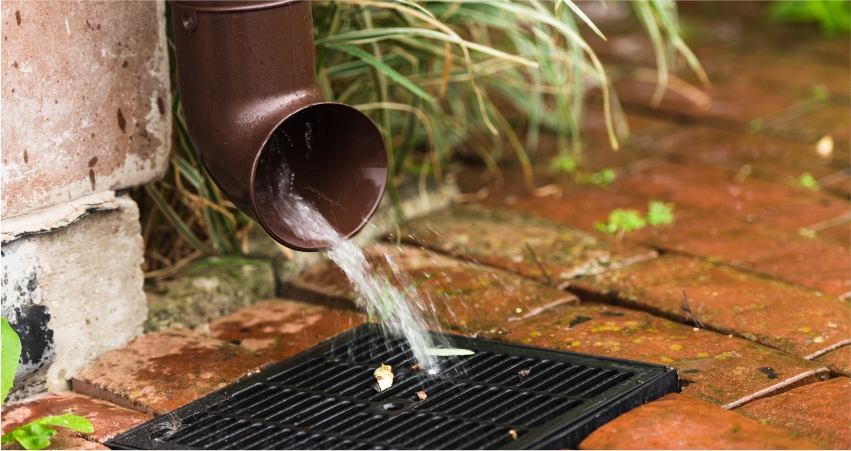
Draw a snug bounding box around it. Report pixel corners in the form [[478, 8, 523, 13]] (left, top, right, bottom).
[[206, 299, 365, 362], [286, 243, 578, 335], [396, 205, 657, 286], [1, 391, 152, 443], [815, 345, 851, 377], [736, 377, 851, 450], [144, 258, 276, 332], [572, 255, 850, 357], [579, 393, 820, 450], [1, 195, 147, 397], [1, 0, 171, 218], [478, 302, 828, 406], [72, 329, 269, 415]]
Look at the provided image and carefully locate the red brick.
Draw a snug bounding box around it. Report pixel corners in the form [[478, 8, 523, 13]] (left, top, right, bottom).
[[206, 299, 365, 362], [1, 391, 151, 444], [396, 205, 656, 287], [72, 329, 269, 415], [285, 244, 577, 335], [737, 377, 851, 450], [816, 345, 851, 377], [479, 302, 828, 406], [579, 393, 820, 450], [572, 254, 850, 358]]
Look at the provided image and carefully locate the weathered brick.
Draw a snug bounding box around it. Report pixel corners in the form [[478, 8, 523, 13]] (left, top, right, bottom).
[[478, 302, 828, 406], [736, 377, 851, 450], [206, 299, 365, 362], [572, 254, 850, 358], [1, 391, 151, 444], [72, 329, 269, 415], [395, 205, 656, 287], [815, 345, 851, 377], [285, 244, 577, 335], [579, 393, 819, 450]]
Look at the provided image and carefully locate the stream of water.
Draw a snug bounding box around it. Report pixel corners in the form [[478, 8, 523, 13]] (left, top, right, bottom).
[[269, 160, 441, 369]]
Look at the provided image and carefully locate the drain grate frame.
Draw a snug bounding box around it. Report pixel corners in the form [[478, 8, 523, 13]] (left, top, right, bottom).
[[107, 324, 677, 450]]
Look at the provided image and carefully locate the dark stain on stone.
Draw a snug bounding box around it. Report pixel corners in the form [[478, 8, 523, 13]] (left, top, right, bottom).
[[11, 303, 54, 370], [23, 150, 28, 163], [600, 311, 624, 317], [122, 60, 128, 68], [607, 290, 620, 303], [117, 108, 126, 133], [569, 315, 592, 327], [682, 369, 700, 373], [12, 61, 18, 69], [15, 10, 21, 26], [757, 367, 778, 379], [88, 156, 98, 167], [157, 97, 165, 115], [89, 169, 96, 190]]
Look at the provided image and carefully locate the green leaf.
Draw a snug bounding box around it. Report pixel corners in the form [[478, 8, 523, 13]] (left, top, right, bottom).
[[425, 348, 475, 356], [2, 317, 22, 406], [1, 415, 93, 450], [647, 201, 674, 226], [329, 44, 435, 102]]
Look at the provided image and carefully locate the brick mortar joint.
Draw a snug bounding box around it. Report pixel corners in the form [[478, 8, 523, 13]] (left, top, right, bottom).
[[722, 367, 831, 410]]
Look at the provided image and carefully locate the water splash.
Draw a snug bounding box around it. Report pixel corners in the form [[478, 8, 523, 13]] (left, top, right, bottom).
[[268, 159, 441, 369]]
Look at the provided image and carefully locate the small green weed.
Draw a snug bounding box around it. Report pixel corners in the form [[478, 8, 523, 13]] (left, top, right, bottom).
[[769, 0, 851, 36], [596, 201, 675, 237], [1, 318, 94, 450], [787, 173, 819, 190]]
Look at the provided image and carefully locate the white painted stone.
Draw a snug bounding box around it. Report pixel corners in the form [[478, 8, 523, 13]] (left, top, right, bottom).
[[1, 194, 147, 396]]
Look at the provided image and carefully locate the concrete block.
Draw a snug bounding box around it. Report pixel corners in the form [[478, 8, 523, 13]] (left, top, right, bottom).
[[1, 0, 171, 218], [1, 194, 147, 399]]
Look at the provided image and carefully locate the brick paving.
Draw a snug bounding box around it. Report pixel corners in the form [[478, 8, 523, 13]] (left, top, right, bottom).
[[4, 3, 849, 450]]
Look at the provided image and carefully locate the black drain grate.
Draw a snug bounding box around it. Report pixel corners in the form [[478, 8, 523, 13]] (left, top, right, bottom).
[[107, 324, 677, 449]]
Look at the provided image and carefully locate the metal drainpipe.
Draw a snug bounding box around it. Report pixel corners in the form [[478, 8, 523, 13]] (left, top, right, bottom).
[[169, 0, 388, 251]]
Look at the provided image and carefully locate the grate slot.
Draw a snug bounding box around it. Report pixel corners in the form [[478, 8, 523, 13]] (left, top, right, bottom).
[[219, 424, 270, 450], [549, 367, 601, 393], [413, 383, 470, 410], [478, 391, 534, 420], [563, 370, 618, 396], [510, 361, 560, 388], [267, 358, 325, 384], [490, 394, 549, 423], [469, 355, 524, 381], [444, 386, 501, 415], [411, 419, 468, 449], [526, 399, 583, 428], [107, 324, 677, 450], [527, 364, 584, 391], [376, 413, 431, 444], [310, 403, 369, 430], [440, 423, 495, 450], [394, 415, 448, 447], [486, 358, 539, 385], [580, 372, 634, 398]]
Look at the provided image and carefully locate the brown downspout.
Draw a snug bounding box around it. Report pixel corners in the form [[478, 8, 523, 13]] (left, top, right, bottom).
[[169, 0, 388, 251]]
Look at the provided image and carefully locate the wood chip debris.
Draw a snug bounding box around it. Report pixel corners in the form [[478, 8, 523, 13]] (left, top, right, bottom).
[[508, 430, 518, 440], [415, 390, 427, 401], [410, 363, 424, 372], [517, 368, 531, 381], [373, 364, 394, 391]]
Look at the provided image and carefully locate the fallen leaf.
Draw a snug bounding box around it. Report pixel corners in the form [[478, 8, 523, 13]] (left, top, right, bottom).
[[425, 348, 475, 356], [517, 368, 531, 381], [410, 363, 424, 372], [509, 430, 518, 440], [373, 364, 394, 391], [416, 391, 427, 401]]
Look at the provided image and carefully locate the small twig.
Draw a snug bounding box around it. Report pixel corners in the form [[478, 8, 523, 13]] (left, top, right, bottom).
[[524, 242, 554, 288], [680, 290, 705, 329]]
